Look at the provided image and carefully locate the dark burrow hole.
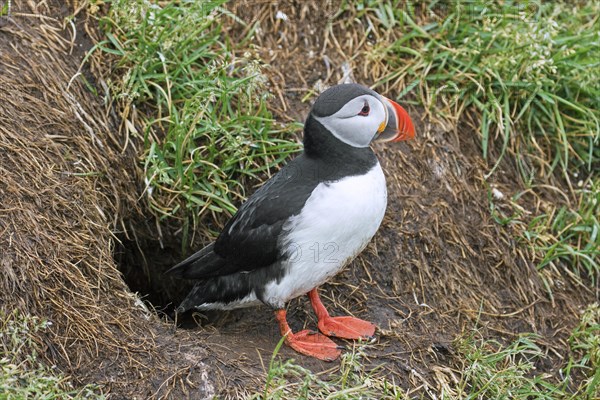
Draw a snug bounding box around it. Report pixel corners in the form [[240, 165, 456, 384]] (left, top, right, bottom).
[[113, 219, 197, 320], [112, 218, 266, 331]]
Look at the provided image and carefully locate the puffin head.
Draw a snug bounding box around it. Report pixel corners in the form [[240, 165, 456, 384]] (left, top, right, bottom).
[[307, 83, 415, 149]]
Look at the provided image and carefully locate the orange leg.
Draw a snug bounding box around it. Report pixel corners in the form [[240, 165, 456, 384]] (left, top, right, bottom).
[[275, 309, 341, 361], [308, 288, 376, 340]]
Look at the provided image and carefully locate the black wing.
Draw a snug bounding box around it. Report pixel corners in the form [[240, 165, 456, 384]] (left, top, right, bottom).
[[166, 155, 319, 279]]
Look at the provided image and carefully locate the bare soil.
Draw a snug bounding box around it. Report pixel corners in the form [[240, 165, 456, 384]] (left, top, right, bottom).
[[0, 1, 594, 399]]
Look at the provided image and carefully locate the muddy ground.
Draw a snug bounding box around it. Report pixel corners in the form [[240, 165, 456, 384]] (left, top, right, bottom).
[[0, 1, 594, 399]]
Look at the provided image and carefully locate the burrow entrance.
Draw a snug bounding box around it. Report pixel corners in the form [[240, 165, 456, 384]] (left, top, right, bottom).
[[114, 221, 192, 315]]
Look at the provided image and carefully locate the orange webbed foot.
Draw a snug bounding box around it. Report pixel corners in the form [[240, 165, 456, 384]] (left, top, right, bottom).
[[317, 316, 376, 339], [284, 329, 342, 361], [275, 309, 342, 361], [308, 288, 377, 340]]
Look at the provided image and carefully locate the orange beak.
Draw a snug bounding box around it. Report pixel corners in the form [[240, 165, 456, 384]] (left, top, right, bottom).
[[376, 97, 416, 142]]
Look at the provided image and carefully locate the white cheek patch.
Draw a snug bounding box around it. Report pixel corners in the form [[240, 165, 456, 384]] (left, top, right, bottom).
[[314, 95, 387, 148]]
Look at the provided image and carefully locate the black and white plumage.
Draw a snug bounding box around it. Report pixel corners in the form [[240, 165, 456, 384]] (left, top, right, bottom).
[[167, 83, 415, 360]]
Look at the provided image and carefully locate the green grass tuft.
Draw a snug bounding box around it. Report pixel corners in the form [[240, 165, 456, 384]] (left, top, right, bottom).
[[351, 0, 599, 290], [254, 305, 599, 399], [447, 303, 600, 399], [95, 0, 300, 243], [524, 178, 599, 287], [254, 340, 405, 399], [567, 303, 600, 397], [369, 0, 599, 180], [454, 334, 556, 399], [0, 310, 104, 399]]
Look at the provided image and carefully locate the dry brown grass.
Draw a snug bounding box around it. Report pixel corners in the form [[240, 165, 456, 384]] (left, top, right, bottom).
[[0, 1, 595, 398], [0, 1, 215, 398]]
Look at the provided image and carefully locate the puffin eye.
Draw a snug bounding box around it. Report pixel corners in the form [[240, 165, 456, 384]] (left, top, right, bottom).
[[358, 103, 370, 116]]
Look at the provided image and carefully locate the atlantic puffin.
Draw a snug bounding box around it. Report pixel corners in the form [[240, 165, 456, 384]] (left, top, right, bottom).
[[167, 83, 415, 361]]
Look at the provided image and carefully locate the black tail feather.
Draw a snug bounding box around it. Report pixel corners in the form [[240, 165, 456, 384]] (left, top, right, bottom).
[[175, 275, 255, 313], [165, 242, 226, 279]]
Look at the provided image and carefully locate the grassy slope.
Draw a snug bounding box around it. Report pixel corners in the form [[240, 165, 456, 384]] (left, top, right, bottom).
[[80, 0, 598, 398], [96, 0, 598, 283], [256, 1, 599, 398], [254, 305, 599, 399], [0, 311, 104, 399], [361, 0, 599, 288]]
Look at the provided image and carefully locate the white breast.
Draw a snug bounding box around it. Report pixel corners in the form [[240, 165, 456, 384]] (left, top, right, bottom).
[[263, 162, 387, 308]]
